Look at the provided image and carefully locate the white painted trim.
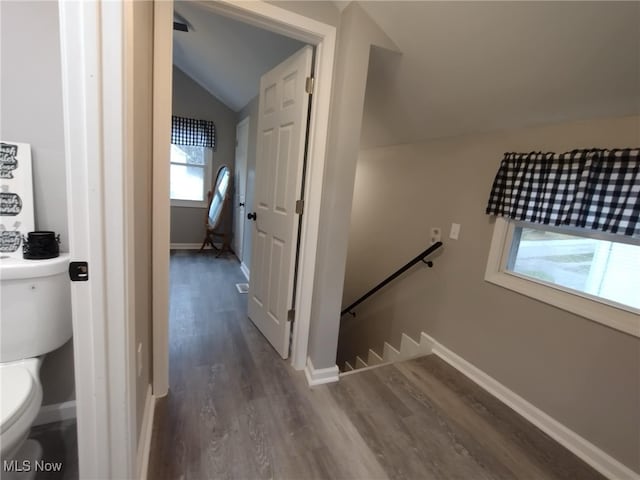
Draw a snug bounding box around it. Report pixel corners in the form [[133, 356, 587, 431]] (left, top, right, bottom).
[[33, 401, 77, 427], [383, 342, 401, 363], [355, 356, 368, 369], [135, 386, 156, 480], [169, 243, 212, 250], [58, 1, 136, 477], [152, 1, 337, 390], [240, 262, 250, 281], [485, 218, 640, 338], [304, 357, 340, 386], [340, 360, 394, 377], [399, 333, 421, 357], [367, 349, 384, 366], [423, 333, 640, 480]]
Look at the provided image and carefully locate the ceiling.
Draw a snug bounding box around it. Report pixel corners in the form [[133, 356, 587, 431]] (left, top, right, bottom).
[[173, 1, 305, 111], [358, 1, 640, 148], [175, 1, 639, 146]]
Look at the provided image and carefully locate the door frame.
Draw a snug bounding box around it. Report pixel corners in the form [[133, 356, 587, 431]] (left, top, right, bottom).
[[233, 115, 250, 264], [58, 1, 136, 477], [152, 0, 337, 395]]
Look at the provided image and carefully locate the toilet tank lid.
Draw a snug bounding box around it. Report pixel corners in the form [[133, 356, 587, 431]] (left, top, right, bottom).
[[0, 365, 35, 434], [0, 253, 70, 280]]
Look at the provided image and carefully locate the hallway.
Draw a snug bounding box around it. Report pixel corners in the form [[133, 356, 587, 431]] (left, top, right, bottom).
[[148, 251, 603, 479]]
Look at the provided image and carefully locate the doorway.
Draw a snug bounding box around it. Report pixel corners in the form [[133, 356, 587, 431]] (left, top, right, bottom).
[[159, 0, 335, 395], [233, 116, 249, 271]]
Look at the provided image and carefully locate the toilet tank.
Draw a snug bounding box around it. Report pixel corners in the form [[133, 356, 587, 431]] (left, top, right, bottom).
[[0, 254, 72, 362]]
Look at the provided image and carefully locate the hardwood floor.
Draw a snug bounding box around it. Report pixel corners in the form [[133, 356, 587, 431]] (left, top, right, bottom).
[[148, 251, 604, 480]]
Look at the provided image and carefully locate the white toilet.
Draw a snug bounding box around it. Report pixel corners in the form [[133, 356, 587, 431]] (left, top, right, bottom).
[[0, 254, 72, 460]]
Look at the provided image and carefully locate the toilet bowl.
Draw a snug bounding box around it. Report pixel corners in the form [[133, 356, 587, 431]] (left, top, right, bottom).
[[0, 358, 43, 459], [0, 254, 72, 460]]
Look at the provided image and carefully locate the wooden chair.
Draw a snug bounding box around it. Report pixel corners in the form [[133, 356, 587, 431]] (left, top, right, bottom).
[[200, 165, 231, 257]]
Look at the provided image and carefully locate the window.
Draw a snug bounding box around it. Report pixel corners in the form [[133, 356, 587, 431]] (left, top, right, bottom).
[[486, 219, 640, 337], [508, 223, 640, 309], [485, 148, 640, 337], [169, 115, 216, 208], [170, 144, 212, 207]]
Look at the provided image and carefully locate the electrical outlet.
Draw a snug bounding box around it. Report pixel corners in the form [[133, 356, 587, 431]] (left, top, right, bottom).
[[450, 223, 461, 240], [137, 343, 142, 377], [430, 227, 441, 244]]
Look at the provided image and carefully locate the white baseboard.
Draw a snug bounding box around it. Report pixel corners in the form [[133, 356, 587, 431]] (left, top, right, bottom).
[[355, 356, 368, 369], [240, 262, 250, 281], [367, 349, 384, 366], [135, 385, 156, 480], [169, 242, 211, 250], [33, 400, 76, 426], [304, 357, 339, 386], [383, 341, 401, 362], [422, 333, 639, 480]]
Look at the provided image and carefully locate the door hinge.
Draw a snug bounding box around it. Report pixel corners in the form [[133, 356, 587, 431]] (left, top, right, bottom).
[[69, 261, 89, 281], [295, 199, 304, 215], [288, 308, 295, 323], [305, 76, 314, 95]]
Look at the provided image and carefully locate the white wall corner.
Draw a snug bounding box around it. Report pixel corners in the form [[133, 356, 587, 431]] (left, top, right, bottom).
[[421, 332, 640, 480], [33, 400, 77, 427], [135, 385, 156, 480], [304, 357, 340, 386]]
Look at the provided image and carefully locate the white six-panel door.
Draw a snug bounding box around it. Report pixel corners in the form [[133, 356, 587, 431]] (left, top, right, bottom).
[[248, 45, 313, 359]]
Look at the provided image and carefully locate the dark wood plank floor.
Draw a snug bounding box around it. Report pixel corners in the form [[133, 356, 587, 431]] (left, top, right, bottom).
[[148, 251, 604, 480]]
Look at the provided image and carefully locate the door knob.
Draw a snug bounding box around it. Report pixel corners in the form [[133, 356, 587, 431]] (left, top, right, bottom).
[[247, 212, 257, 221], [239, 202, 245, 207]]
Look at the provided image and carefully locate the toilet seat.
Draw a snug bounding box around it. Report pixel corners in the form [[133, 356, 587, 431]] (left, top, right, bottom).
[[1, 364, 36, 434]]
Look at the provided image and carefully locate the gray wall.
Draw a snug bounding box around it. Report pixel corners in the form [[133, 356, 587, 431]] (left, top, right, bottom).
[[340, 115, 640, 472], [0, 0, 74, 406], [131, 0, 154, 441], [305, 3, 399, 370], [236, 96, 259, 270], [171, 67, 237, 245]]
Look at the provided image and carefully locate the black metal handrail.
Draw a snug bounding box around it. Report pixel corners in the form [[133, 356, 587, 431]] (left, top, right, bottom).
[[341, 241, 443, 318]]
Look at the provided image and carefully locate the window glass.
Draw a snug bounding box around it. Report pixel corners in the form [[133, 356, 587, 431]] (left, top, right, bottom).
[[170, 145, 208, 202], [507, 226, 640, 310]]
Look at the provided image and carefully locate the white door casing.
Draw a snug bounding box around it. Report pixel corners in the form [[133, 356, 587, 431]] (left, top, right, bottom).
[[248, 45, 313, 359], [233, 116, 250, 261]]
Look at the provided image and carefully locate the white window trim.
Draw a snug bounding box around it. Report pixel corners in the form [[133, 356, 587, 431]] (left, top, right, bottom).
[[485, 217, 640, 338], [169, 146, 212, 208]]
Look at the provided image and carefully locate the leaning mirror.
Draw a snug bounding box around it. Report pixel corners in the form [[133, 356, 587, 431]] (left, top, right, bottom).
[[200, 165, 231, 256]]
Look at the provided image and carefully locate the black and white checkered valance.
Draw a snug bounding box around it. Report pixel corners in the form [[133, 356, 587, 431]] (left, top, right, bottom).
[[171, 115, 216, 149], [486, 149, 640, 236]]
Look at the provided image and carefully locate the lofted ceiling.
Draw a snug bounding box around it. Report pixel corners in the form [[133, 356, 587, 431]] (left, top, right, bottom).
[[174, 1, 639, 145], [358, 1, 640, 149], [173, 1, 305, 112]]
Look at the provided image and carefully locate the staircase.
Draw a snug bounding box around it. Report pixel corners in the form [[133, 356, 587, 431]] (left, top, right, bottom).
[[341, 332, 435, 374]]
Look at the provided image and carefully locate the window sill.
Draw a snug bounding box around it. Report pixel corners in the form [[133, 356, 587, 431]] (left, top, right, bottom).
[[170, 199, 207, 209], [485, 218, 640, 339]]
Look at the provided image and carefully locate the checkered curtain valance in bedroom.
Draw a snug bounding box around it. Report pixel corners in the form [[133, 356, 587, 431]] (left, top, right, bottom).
[[486, 148, 640, 236], [171, 115, 216, 149]]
